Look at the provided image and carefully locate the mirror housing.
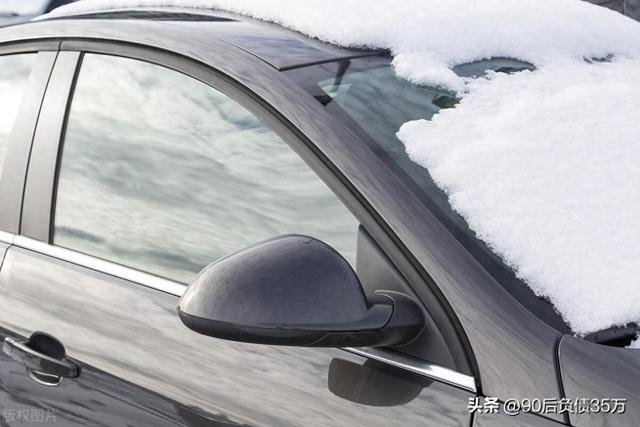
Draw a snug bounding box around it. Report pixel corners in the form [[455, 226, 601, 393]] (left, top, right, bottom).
[[178, 235, 424, 347]]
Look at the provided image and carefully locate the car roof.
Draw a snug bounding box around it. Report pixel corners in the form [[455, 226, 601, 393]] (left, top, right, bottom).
[[34, 7, 386, 70]]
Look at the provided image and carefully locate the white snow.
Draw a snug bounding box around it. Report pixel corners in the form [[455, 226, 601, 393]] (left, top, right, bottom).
[[44, 1, 640, 335], [43, 0, 640, 92], [399, 59, 640, 334]]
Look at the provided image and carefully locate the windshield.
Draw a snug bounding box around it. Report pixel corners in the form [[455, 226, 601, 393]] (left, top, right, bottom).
[[286, 56, 570, 333], [0, 0, 48, 15]]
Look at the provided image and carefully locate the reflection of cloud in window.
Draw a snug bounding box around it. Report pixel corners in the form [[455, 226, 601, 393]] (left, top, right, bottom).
[[55, 54, 357, 283]]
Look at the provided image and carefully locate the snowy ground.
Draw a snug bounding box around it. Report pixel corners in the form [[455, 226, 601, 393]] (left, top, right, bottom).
[[48, 0, 640, 335]]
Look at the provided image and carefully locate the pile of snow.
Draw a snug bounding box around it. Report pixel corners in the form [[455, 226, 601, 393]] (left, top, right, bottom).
[[399, 60, 640, 334], [46, 1, 640, 334], [46, 0, 640, 92]]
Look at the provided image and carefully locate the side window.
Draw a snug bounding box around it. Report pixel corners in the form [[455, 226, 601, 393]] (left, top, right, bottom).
[[0, 54, 35, 179], [53, 54, 358, 283]]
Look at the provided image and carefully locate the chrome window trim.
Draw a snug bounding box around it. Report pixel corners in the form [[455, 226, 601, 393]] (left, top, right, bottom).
[[12, 236, 186, 296], [344, 347, 477, 393], [9, 235, 476, 393], [0, 231, 15, 245]]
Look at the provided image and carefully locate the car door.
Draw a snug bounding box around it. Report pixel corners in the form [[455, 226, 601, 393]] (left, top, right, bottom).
[[0, 44, 217, 427], [0, 45, 475, 426]]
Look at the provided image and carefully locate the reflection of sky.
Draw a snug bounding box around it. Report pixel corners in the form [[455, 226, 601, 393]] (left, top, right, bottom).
[[0, 54, 34, 179], [319, 66, 471, 232], [54, 54, 358, 284]]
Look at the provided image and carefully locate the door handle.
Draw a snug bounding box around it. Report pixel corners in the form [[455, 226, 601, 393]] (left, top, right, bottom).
[[2, 332, 80, 383]]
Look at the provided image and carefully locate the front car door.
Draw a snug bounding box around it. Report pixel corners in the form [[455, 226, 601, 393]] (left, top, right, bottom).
[[0, 41, 476, 425]]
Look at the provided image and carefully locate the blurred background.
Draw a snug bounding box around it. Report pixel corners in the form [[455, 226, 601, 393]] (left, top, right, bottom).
[[588, 0, 640, 19], [0, 0, 76, 26]]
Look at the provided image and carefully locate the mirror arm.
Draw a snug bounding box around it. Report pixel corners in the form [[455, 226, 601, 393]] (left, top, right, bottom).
[[371, 291, 426, 348]]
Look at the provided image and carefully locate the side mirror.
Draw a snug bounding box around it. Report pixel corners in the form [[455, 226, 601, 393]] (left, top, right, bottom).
[[177, 235, 425, 347]]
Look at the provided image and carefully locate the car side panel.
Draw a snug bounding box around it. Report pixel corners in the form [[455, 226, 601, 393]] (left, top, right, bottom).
[[558, 335, 640, 426], [0, 332, 225, 427], [0, 246, 473, 426], [474, 410, 563, 426]]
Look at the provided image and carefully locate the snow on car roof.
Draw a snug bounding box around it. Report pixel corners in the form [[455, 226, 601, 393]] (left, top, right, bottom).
[[46, 0, 640, 335]]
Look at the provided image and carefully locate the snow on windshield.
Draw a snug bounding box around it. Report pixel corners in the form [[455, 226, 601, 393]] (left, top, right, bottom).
[[47, 0, 640, 335]]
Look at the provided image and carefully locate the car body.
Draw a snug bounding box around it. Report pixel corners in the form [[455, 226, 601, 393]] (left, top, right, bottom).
[[0, 7, 638, 426]]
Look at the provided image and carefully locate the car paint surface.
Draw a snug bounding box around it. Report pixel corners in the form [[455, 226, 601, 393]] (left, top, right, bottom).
[[0, 246, 473, 426], [559, 335, 640, 426], [0, 9, 636, 426]]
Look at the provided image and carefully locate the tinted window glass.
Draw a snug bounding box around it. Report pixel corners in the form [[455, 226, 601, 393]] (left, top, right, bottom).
[[54, 54, 358, 283], [287, 57, 569, 332], [0, 54, 35, 179]]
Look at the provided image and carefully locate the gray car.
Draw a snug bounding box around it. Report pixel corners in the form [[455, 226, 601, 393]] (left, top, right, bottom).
[[0, 6, 637, 427]]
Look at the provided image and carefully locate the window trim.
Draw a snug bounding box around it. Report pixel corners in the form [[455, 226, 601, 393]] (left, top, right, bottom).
[[21, 50, 79, 241], [14, 234, 185, 296]]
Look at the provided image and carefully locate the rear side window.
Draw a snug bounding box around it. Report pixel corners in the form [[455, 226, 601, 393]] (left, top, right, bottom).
[[0, 54, 35, 179], [53, 54, 358, 283]]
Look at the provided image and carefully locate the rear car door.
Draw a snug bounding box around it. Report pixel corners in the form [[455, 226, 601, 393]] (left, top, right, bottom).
[[0, 45, 476, 426]]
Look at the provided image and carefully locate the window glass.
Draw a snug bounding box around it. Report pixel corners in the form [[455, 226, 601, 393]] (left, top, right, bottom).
[[54, 54, 358, 283], [288, 57, 570, 332], [0, 54, 35, 179]]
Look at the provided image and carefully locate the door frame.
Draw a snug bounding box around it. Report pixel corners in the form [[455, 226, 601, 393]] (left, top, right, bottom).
[[15, 39, 479, 393]]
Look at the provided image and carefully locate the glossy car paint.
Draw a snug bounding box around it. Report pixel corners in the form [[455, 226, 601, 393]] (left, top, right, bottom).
[[559, 335, 640, 426], [473, 401, 562, 426], [0, 9, 634, 426], [475, 413, 562, 426], [0, 246, 473, 426]]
